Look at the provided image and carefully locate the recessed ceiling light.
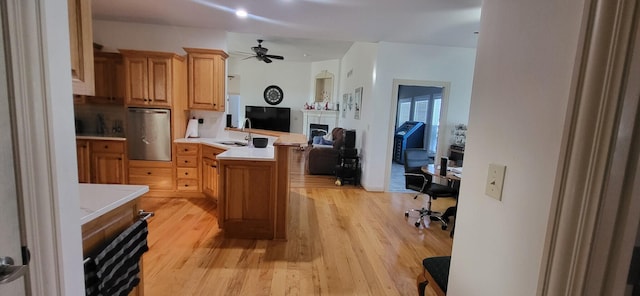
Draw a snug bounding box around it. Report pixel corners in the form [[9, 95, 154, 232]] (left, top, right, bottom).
[[236, 9, 248, 18]]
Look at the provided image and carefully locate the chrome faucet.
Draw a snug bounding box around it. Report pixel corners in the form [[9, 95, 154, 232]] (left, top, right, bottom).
[[242, 117, 253, 146]]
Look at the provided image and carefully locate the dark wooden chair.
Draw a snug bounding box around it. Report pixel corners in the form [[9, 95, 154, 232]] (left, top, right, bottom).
[[417, 256, 451, 296]]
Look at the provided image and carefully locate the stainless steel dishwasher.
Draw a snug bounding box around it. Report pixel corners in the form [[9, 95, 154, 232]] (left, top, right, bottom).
[[126, 108, 172, 161]]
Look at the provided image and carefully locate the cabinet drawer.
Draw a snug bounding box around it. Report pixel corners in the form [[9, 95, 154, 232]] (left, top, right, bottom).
[[176, 178, 199, 191], [91, 140, 125, 153], [128, 167, 173, 190], [177, 155, 198, 167], [201, 145, 225, 159], [176, 143, 199, 156], [176, 167, 198, 179]]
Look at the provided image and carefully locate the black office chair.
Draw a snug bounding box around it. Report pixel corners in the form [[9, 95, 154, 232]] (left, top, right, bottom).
[[403, 148, 458, 229]]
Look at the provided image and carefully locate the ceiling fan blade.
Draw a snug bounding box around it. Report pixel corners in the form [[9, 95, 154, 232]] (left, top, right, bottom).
[[265, 54, 284, 60], [262, 57, 272, 63], [241, 56, 256, 61]]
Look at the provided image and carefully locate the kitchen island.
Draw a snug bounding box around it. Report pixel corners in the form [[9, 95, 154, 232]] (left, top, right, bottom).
[[79, 183, 149, 296], [176, 129, 307, 240]]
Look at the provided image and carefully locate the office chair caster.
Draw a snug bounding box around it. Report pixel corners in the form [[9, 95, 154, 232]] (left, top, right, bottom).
[[404, 211, 409, 218], [415, 221, 421, 227]]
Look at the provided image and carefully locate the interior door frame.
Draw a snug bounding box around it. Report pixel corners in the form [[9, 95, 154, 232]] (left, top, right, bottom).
[[384, 79, 451, 192], [539, 0, 640, 294], [5, 0, 84, 295]]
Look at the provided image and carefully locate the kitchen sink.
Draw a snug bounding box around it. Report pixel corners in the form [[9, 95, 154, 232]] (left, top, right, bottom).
[[216, 141, 248, 147]]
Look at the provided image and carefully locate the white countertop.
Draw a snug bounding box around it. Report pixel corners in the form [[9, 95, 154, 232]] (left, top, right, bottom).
[[175, 137, 276, 161], [79, 184, 149, 225]]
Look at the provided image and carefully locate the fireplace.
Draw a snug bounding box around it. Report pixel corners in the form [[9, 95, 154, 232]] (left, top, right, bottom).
[[308, 123, 329, 143]]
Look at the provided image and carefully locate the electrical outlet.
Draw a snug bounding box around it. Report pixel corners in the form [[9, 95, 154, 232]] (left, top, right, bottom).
[[485, 163, 506, 200]]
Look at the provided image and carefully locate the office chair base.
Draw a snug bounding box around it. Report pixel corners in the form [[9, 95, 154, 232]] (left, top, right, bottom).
[[405, 208, 447, 229]]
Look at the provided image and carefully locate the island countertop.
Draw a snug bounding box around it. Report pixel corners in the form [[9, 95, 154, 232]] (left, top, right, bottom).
[[79, 183, 149, 225]]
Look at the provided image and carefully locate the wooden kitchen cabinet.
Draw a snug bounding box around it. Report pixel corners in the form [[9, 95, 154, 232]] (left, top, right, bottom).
[[76, 140, 91, 183], [184, 48, 228, 111], [120, 50, 186, 108], [90, 140, 126, 184], [68, 0, 94, 96], [218, 159, 277, 239], [128, 160, 174, 191], [82, 198, 144, 296], [89, 52, 125, 105], [175, 143, 200, 192], [201, 145, 224, 200]]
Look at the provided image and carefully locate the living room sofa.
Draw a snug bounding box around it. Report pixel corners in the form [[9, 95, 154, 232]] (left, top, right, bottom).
[[307, 127, 344, 175]]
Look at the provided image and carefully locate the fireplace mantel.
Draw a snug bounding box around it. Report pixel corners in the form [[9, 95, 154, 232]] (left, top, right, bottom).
[[301, 109, 339, 138]]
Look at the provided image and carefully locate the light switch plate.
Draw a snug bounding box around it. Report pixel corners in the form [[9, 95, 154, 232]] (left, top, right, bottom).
[[485, 163, 506, 200]]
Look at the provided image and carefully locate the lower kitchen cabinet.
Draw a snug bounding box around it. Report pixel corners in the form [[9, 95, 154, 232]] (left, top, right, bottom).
[[76, 139, 91, 183], [218, 159, 276, 239], [76, 139, 126, 184], [128, 160, 174, 191], [201, 145, 224, 200], [90, 140, 127, 184], [202, 157, 218, 198], [81, 198, 144, 296], [175, 143, 200, 192]]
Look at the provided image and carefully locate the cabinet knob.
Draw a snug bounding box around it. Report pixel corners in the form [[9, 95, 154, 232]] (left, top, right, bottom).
[[184, 184, 189, 187], [118, 157, 122, 160], [147, 172, 152, 175], [184, 149, 188, 152], [184, 172, 188, 176], [104, 145, 108, 149], [184, 160, 188, 163]]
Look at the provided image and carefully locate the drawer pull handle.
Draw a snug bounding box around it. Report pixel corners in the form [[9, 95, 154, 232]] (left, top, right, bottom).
[[184, 184, 189, 187]]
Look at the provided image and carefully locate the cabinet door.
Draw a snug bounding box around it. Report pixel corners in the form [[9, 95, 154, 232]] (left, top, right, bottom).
[[220, 161, 276, 238], [67, 0, 94, 96], [202, 157, 217, 199], [147, 57, 172, 107], [124, 56, 149, 105], [212, 54, 226, 111], [76, 140, 91, 183], [187, 52, 226, 111], [93, 55, 111, 98], [91, 152, 126, 184]]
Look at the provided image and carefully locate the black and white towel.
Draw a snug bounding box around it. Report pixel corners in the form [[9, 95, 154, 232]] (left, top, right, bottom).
[[84, 219, 149, 296]]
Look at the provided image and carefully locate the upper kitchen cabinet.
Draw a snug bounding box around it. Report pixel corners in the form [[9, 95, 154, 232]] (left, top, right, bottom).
[[68, 0, 94, 96], [184, 48, 228, 111], [90, 52, 125, 105], [119, 50, 187, 108]]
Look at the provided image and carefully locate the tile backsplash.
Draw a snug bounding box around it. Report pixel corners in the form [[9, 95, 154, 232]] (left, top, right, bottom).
[[74, 104, 126, 137]]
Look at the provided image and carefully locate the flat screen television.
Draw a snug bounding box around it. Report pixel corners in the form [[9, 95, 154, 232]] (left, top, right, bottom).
[[245, 106, 291, 132]]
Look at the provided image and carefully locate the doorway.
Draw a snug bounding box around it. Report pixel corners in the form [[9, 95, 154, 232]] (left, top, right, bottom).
[[387, 80, 451, 192]]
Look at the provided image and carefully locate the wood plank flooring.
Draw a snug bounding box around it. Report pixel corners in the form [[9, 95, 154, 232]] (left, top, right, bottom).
[[140, 148, 455, 295]]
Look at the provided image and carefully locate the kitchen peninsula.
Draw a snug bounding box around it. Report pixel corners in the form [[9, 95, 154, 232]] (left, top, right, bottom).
[[176, 129, 307, 240]]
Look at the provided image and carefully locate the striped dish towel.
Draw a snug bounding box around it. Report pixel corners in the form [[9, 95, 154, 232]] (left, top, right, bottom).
[[86, 219, 149, 296]]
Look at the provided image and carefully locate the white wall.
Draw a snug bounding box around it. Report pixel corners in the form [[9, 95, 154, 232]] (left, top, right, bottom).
[[355, 42, 476, 191], [93, 20, 227, 53], [231, 58, 312, 134], [448, 0, 585, 295]]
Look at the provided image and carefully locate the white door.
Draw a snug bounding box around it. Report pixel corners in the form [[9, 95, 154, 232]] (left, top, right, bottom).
[[0, 3, 28, 295]]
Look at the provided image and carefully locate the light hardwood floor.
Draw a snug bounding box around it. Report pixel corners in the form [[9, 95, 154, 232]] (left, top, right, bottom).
[[140, 148, 455, 295]]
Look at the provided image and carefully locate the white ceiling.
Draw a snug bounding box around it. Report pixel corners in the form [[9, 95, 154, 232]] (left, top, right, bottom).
[[92, 0, 482, 62]]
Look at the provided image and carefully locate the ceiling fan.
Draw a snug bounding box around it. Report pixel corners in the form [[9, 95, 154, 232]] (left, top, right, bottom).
[[244, 39, 284, 63]]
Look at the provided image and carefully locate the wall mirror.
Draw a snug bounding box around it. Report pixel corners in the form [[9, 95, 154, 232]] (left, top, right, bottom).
[[315, 70, 334, 103]]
